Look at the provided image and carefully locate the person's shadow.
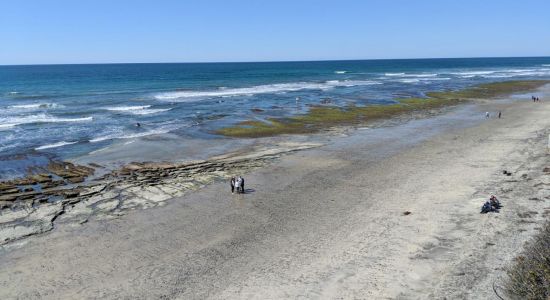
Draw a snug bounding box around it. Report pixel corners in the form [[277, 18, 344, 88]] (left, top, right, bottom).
[[241, 188, 255, 194]]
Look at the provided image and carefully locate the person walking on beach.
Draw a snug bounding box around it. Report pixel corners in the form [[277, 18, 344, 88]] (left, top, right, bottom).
[[485, 112, 490, 118], [498, 111, 501, 119], [239, 176, 245, 193], [230, 177, 235, 193]]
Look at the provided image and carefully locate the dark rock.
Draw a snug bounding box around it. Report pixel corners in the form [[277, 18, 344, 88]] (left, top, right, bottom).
[[66, 176, 85, 184], [63, 190, 80, 198], [0, 194, 20, 202], [1, 187, 20, 194], [47, 161, 94, 179], [0, 182, 17, 192]]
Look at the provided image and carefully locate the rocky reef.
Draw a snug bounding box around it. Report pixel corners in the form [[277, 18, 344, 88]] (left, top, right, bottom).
[[0, 143, 320, 246]]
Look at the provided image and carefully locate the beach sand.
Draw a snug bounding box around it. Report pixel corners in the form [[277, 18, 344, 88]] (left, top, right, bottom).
[[0, 87, 549, 299]]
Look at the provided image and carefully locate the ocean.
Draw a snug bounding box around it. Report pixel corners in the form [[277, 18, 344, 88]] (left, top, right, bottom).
[[1, 57, 550, 178]]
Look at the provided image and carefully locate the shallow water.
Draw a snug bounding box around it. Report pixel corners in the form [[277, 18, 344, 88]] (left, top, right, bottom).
[[1, 57, 549, 178]]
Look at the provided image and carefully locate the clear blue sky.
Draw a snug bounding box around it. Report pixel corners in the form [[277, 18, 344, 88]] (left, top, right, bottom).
[[1, 0, 548, 65]]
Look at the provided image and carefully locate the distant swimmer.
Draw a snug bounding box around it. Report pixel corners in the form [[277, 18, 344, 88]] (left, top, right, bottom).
[[136, 122, 141, 127]]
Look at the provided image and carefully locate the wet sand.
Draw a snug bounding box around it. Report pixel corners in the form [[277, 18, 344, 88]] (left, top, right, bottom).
[[0, 88, 549, 299]]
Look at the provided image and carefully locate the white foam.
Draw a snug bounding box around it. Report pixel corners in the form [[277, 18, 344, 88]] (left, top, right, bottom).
[[104, 105, 151, 111], [421, 77, 451, 81], [0, 123, 16, 129], [128, 108, 172, 115], [35, 141, 77, 150], [542, 64, 550, 67], [335, 70, 347, 74], [404, 73, 438, 78], [399, 79, 420, 83], [154, 80, 381, 102], [103, 105, 171, 115], [385, 73, 406, 76], [9, 103, 62, 110], [451, 70, 497, 76], [481, 69, 550, 78], [482, 74, 515, 78], [0, 113, 93, 127], [90, 128, 172, 143]]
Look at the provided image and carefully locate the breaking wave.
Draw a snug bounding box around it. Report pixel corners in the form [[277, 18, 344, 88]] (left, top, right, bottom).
[[0, 114, 93, 128], [35, 141, 78, 150], [154, 80, 381, 101], [9, 103, 62, 110], [104, 105, 151, 111], [89, 127, 173, 143], [103, 105, 171, 115]]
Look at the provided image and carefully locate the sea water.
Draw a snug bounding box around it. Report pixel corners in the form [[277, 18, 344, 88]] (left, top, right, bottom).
[[1, 57, 549, 178]]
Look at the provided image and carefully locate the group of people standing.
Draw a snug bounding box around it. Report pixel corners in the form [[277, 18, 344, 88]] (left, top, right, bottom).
[[485, 111, 502, 119], [230, 176, 245, 194], [532, 95, 541, 102]]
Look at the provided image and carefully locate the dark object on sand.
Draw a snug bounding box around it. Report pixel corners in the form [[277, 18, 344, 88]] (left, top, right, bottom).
[[502, 170, 512, 176], [481, 195, 502, 213], [403, 211, 412, 216]]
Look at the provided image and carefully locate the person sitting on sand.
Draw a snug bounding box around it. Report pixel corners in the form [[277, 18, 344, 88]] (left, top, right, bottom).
[[481, 195, 501, 213], [481, 200, 493, 213]]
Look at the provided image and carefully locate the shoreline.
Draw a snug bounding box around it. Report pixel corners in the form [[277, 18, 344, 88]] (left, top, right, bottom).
[[0, 80, 548, 246], [0, 84, 548, 298]]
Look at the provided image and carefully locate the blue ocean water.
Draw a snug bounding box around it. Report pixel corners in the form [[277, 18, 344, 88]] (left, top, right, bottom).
[[1, 57, 549, 178]]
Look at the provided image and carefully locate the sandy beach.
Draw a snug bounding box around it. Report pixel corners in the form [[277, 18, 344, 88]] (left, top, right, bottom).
[[0, 86, 549, 299]]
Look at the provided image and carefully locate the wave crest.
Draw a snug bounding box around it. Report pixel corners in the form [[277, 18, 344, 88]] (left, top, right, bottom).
[[103, 105, 171, 115], [35, 141, 77, 150], [9, 103, 62, 110], [0, 113, 93, 128], [154, 80, 381, 102]]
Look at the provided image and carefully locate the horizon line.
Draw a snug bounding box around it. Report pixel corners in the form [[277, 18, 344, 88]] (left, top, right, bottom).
[[2, 55, 550, 67]]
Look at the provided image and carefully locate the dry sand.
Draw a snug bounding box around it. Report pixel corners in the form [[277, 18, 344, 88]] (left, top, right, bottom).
[[0, 88, 549, 299]]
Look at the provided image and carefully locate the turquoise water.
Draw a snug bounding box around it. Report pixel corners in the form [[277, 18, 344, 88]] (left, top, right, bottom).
[[1, 57, 549, 178]]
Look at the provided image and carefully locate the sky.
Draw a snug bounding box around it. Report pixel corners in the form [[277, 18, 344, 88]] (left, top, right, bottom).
[[0, 0, 549, 65]]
